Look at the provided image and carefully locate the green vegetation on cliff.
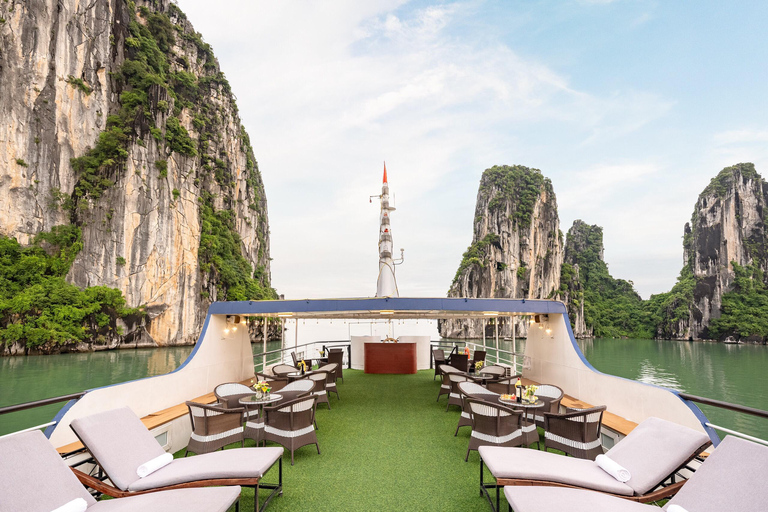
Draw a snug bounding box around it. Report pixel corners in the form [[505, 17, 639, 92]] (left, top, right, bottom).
[[199, 193, 277, 301], [708, 262, 768, 340], [560, 222, 651, 338], [481, 165, 551, 228], [0, 227, 137, 351]]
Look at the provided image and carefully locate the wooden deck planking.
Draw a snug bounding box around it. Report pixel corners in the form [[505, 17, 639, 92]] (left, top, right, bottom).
[[56, 381, 252, 454]]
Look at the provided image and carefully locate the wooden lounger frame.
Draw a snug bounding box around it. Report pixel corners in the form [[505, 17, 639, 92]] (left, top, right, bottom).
[[71, 457, 282, 512], [480, 440, 711, 512]]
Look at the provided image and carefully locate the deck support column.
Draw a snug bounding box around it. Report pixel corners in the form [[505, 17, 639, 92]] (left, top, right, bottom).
[[262, 318, 267, 373]]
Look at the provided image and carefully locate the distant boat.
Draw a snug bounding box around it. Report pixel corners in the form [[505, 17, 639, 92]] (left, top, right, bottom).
[[723, 336, 741, 344]]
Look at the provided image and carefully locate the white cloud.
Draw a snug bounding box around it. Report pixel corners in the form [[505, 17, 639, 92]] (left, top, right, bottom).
[[176, 0, 678, 299]]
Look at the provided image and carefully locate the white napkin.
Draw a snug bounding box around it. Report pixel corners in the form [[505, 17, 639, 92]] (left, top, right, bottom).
[[666, 506, 689, 512], [51, 498, 87, 512], [136, 452, 173, 478], [595, 454, 631, 483]]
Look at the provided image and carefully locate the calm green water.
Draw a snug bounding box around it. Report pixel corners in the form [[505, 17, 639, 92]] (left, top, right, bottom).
[[577, 338, 768, 442], [1, 338, 767, 441]]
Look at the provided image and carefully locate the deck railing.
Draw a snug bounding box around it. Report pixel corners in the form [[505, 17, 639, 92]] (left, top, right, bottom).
[[678, 392, 768, 446]]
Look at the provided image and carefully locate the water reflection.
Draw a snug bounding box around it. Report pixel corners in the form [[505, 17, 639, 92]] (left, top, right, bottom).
[[0, 346, 193, 436], [580, 338, 768, 441]]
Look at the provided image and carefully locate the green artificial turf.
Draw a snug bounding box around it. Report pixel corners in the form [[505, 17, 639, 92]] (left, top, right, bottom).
[[175, 370, 524, 511]]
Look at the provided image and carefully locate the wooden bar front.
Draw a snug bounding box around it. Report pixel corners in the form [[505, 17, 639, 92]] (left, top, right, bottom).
[[364, 343, 417, 374]]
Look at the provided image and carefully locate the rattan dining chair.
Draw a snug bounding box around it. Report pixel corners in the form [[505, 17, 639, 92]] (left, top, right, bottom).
[[254, 371, 289, 391], [308, 371, 331, 410], [465, 398, 524, 461], [437, 364, 462, 401], [543, 405, 607, 460], [272, 364, 298, 377], [185, 401, 244, 455], [478, 364, 506, 380], [456, 381, 498, 435], [469, 350, 487, 372], [263, 395, 320, 465], [317, 363, 340, 400], [446, 373, 473, 412], [433, 348, 447, 380], [213, 382, 262, 443], [532, 384, 564, 427], [485, 373, 523, 395], [327, 349, 344, 383]]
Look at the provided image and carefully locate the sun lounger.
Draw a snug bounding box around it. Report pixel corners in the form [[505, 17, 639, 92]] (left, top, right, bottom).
[[478, 417, 711, 512], [69, 407, 283, 512], [0, 429, 240, 512], [504, 435, 767, 512]]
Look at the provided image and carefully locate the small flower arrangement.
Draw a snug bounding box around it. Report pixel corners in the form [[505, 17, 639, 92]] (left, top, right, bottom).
[[524, 385, 538, 402], [475, 360, 484, 371], [254, 380, 271, 394]]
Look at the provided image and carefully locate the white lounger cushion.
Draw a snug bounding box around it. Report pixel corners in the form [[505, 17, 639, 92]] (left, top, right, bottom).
[[479, 445, 633, 495], [129, 447, 283, 492], [605, 417, 709, 495], [505, 486, 651, 512], [50, 498, 88, 512], [503, 436, 768, 512], [89, 487, 240, 512], [480, 417, 709, 497]]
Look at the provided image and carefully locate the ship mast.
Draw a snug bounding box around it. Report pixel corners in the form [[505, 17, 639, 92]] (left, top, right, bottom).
[[373, 162, 403, 297]]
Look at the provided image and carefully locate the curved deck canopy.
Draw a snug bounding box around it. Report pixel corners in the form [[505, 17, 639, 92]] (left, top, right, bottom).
[[207, 297, 567, 319]]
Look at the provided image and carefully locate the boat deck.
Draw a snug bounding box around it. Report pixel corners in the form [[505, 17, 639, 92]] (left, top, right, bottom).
[[56, 370, 641, 511], [56, 374, 637, 455]]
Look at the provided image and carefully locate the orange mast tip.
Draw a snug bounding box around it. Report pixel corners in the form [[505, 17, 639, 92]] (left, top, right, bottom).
[[383, 161, 388, 183]]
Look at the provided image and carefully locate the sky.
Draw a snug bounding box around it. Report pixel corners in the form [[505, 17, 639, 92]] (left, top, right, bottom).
[[176, 0, 768, 301]]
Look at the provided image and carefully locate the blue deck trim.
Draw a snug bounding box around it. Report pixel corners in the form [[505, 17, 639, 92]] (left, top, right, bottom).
[[208, 297, 568, 316], [44, 398, 79, 439]]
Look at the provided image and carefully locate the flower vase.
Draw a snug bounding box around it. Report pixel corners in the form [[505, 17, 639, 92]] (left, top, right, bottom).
[[255, 390, 264, 400]]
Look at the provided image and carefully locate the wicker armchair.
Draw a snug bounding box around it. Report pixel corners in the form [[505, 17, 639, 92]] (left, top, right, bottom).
[[450, 353, 469, 372], [532, 384, 564, 428], [437, 364, 461, 401], [432, 348, 447, 380], [485, 374, 522, 395], [308, 371, 331, 410], [264, 395, 320, 465], [185, 401, 244, 455], [469, 350, 487, 372], [213, 382, 261, 443], [465, 398, 524, 461], [327, 349, 344, 383], [455, 381, 498, 435], [254, 371, 289, 391], [446, 373, 473, 412], [317, 363, 340, 400], [272, 364, 298, 377], [543, 405, 607, 460], [478, 365, 506, 380]]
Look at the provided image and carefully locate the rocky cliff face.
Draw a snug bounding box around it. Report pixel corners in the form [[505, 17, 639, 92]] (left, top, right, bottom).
[[670, 163, 768, 340], [560, 220, 595, 338], [439, 165, 563, 338], [0, 0, 274, 350]]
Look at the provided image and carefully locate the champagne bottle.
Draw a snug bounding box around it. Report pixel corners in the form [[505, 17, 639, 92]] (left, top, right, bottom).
[[515, 377, 522, 403]]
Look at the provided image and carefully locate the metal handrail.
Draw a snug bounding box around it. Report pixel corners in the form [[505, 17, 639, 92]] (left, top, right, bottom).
[[678, 393, 768, 420], [253, 340, 352, 371], [0, 392, 86, 416]]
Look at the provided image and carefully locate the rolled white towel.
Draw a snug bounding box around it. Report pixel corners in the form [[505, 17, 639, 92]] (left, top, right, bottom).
[[666, 506, 689, 512], [51, 498, 88, 512], [595, 454, 631, 483], [136, 452, 174, 478]]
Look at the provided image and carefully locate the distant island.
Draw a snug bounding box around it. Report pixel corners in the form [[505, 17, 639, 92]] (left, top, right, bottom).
[[442, 163, 768, 344]]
